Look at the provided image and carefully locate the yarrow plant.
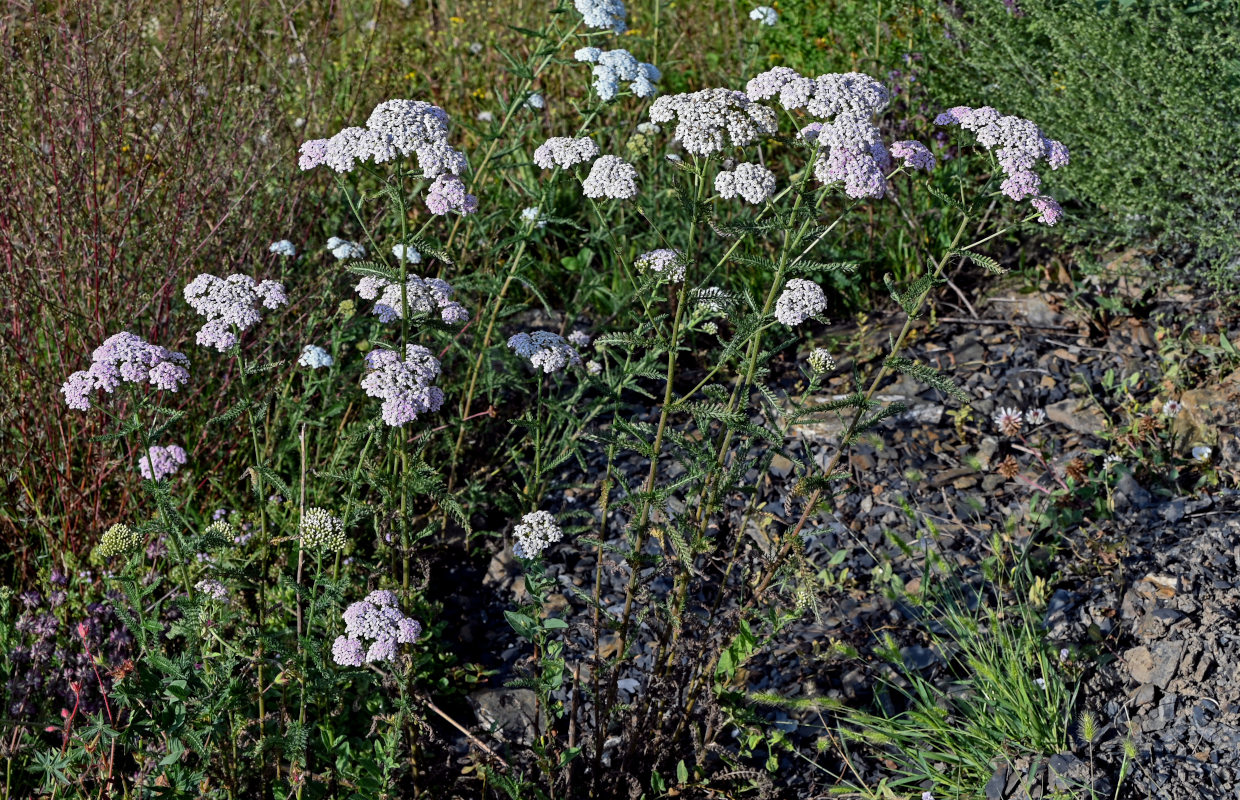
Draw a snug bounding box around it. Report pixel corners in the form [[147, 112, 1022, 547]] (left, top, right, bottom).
[[61, 332, 190, 411], [507, 331, 583, 374], [268, 239, 297, 257], [635, 248, 687, 282], [714, 161, 777, 204], [749, 5, 777, 25], [137, 444, 187, 480], [582, 154, 639, 199], [333, 590, 422, 667], [533, 136, 600, 170], [327, 236, 366, 261], [299, 507, 346, 551], [355, 274, 469, 324], [360, 345, 446, 427], [183, 273, 289, 352], [298, 344, 334, 370], [573, 48, 661, 101], [511, 510, 563, 559], [649, 88, 777, 156], [574, 0, 626, 33], [775, 278, 828, 326]]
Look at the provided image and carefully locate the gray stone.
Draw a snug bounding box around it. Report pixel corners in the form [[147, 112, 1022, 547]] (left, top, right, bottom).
[[468, 688, 544, 746], [1045, 398, 1106, 434]]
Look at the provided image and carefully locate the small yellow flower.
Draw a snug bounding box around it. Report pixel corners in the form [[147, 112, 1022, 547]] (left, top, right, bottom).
[[767, 52, 783, 64], [471, 87, 487, 99], [449, 15, 464, 24], [405, 70, 417, 81], [814, 37, 827, 49], [624, 28, 642, 36], [121, 144, 130, 153]]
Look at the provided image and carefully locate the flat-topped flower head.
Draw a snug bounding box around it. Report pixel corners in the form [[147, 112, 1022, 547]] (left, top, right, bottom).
[[507, 331, 583, 373], [62, 332, 190, 411], [360, 345, 445, 427], [935, 106, 1068, 221], [568, 330, 591, 348], [138, 444, 186, 480], [574, 48, 660, 101], [327, 237, 366, 261], [649, 88, 777, 156], [635, 248, 687, 283], [749, 5, 777, 25], [582, 155, 639, 199], [98, 523, 141, 557], [300, 99, 466, 177], [425, 174, 478, 215], [269, 240, 297, 257], [354, 274, 468, 325], [334, 592, 421, 666], [745, 66, 805, 102], [300, 507, 346, 551], [890, 140, 936, 171], [196, 579, 228, 602], [521, 206, 546, 228], [184, 273, 288, 352], [715, 162, 776, 204], [512, 510, 563, 559], [534, 136, 600, 170], [298, 344, 334, 369], [575, 0, 626, 33], [774, 279, 827, 326]]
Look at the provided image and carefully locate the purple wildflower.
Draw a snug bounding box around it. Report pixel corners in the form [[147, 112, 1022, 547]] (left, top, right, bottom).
[[360, 345, 445, 427], [354, 274, 468, 325], [507, 331, 582, 374], [183, 273, 288, 352], [61, 332, 190, 411], [138, 444, 187, 480], [890, 140, 936, 171]]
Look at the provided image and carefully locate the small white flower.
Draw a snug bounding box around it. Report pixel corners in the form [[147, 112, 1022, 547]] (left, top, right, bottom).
[[469, 42, 483, 55], [525, 92, 545, 110], [1192, 445, 1212, 463], [586, 360, 602, 375], [298, 344, 334, 370], [749, 5, 777, 25], [520, 206, 546, 228], [268, 240, 297, 257], [391, 243, 422, 264], [476, 110, 494, 123], [1162, 399, 1183, 416], [512, 510, 563, 559], [992, 407, 1023, 436], [1025, 407, 1047, 425], [327, 236, 366, 261]]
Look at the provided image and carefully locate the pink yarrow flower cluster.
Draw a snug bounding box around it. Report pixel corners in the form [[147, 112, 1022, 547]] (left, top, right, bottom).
[[747, 68, 894, 198], [355, 275, 469, 324], [890, 140, 936, 172], [62, 332, 190, 411], [138, 444, 187, 480], [360, 345, 445, 427], [332, 590, 422, 667], [934, 105, 1068, 224], [183, 273, 288, 352]]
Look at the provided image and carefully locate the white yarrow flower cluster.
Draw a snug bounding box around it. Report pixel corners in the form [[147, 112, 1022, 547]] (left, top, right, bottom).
[[512, 510, 563, 559], [574, 48, 660, 101], [533, 137, 600, 170], [391, 243, 422, 264], [774, 279, 826, 326], [61, 332, 190, 411], [574, 0, 626, 33], [749, 5, 777, 25], [635, 249, 687, 283], [507, 331, 583, 373], [354, 274, 469, 325], [360, 345, 445, 426], [649, 88, 777, 156], [298, 344, 334, 370], [582, 155, 639, 199], [300, 507, 346, 551], [525, 92, 545, 110], [808, 348, 835, 374], [714, 162, 776, 204], [327, 237, 366, 261], [183, 273, 288, 352], [299, 99, 466, 178], [268, 240, 297, 257]]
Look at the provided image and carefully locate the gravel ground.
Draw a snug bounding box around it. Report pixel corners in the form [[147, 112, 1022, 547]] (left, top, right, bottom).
[[430, 259, 1240, 798]]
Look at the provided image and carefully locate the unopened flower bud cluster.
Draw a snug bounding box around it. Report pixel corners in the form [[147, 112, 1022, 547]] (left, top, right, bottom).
[[300, 507, 346, 551]]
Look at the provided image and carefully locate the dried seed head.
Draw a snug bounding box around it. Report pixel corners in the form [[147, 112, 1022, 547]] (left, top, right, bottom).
[[997, 455, 1021, 480]]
